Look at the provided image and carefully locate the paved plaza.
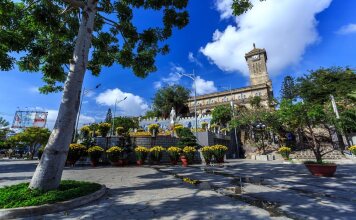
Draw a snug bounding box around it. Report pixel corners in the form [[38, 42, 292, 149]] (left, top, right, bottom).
[[0, 159, 355, 219]]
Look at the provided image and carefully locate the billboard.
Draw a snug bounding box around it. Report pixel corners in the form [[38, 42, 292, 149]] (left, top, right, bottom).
[[12, 111, 48, 128]]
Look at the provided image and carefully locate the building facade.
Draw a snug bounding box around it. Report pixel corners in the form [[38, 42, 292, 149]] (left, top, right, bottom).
[[188, 44, 274, 114]]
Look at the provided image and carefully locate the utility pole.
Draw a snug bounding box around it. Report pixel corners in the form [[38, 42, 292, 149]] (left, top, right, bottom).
[[111, 97, 127, 136]]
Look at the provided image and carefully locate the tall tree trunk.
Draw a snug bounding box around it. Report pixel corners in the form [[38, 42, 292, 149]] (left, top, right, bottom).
[[29, 1, 97, 191]]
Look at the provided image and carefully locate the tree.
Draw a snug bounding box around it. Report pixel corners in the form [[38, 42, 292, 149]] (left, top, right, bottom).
[[176, 127, 198, 148], [1, 0, 262, 191], [105, 108, 112, 123], [211, 105, 232, 127], [152, 85, 190, 118], [280, 75, 297, 101], [1, 0, 190, 191], [0, 117, 9, 128], [249, 96, 262, 108], [9, 127, 51, 159], [112, 116, 138, 133], [297, 67, 356, 104]]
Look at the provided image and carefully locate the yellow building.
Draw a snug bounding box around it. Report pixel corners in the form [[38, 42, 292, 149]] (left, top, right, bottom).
[[188, 44, 274, 114]]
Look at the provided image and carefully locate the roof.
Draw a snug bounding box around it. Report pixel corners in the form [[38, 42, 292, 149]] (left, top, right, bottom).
[[245, 43, 267, 60]]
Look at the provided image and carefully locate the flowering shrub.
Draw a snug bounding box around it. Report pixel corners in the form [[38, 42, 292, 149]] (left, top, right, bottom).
[[67, 144, 86, 162], [349, 146, 356, 155], [80, 126, 91, 138], [135, 146, 149, 161], [182, 146, 196, 163], [182, 177, 201, 185], [201, 122, 208, 130], [212, 145, 228, 162], [106, 146, 124, 162], [116, 127, 124, 135], [87, 146, 104, 159], [148, 124, 159, 134], [278, 146, 291, 159], [201, 146, 214, 163], [167, 146, 181, 161], [149, 146, 165, 162], [98, 123, 111, 137]]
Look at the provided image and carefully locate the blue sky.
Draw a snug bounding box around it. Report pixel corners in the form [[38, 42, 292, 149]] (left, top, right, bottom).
[[1, 0, 356, 129]]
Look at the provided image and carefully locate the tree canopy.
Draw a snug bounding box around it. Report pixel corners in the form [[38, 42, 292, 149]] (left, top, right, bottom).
[[280, 75, 297, 101], [152, 85, 190, 118], [211, 105, 232, 127]]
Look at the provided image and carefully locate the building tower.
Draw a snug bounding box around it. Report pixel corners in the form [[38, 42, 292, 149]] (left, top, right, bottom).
[[245, 43, 272, 86]]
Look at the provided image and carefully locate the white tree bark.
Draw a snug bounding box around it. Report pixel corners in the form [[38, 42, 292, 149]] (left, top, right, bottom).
[[29, 0, 97, 191]]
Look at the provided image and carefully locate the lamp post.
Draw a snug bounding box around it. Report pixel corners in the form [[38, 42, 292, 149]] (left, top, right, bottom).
[[73, 84, 101, 142], [254, 121, 266, 154], [111, 96, 127, 136], [178, 70, 198, 137]]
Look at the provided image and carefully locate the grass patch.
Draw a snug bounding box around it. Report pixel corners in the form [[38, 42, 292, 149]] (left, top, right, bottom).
[[0, 180, 101, 209]]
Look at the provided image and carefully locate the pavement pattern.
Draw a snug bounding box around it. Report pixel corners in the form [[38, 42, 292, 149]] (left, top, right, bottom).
[[0, 160, 289, 220]]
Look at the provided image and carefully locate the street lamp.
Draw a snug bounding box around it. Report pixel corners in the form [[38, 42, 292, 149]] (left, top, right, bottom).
[[111, 96, 127, 136], [254, 121, 266, 154], [178, 70, 198, 137], [73, 84, 101, 142]]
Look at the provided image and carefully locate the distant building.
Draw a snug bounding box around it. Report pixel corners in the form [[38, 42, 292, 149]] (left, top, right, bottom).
[[188, 44, 274, 114]]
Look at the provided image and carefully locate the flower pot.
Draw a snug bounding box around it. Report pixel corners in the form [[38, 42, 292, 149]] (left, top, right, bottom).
[[181, 156, 188, 167], [90, 158, 100, 167], [215, 157, 224, 163], [136, 160, 144, 166], [111, 160, 124, 167], [305, 163, 337, 177]]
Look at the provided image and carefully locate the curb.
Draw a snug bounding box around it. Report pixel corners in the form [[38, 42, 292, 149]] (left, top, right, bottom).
[[0, 185, 107, 220]]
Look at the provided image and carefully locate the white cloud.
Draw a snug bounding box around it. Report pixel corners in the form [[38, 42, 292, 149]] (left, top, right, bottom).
[[336, 23, 356, 35], [96, 88, 149, 116], [153, 64, 184, 89], [201, 0, 332, 76], [29, 87, 39, 93], [188, 52, 203, 67], [46, 109, 95, 130], [193, 76, 218, 95]]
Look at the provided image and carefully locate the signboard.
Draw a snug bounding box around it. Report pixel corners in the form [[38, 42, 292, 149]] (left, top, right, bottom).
[[12, 111, 48, 128]]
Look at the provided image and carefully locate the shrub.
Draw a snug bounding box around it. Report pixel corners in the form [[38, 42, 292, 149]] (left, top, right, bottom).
[[177, 127, 198, 148], [135, 146, 149, 161], [106, 146, 124, 162], [37, 145, 45, 160], [87, 146, 104, 159], [80, 126, 91, 138], [98, 123, 111, 137], [201, 146, 214, 163], [167, 146, 181, 161], [278, 146, 292, 159], [182, 146, 196, 163], [212, 145, 228, 162], [116, 126, 124, 135], [68, 144, 86, 162], [149, 146, 165, 162], [349, 146, 356, 155], [148, 124, 159, 134]]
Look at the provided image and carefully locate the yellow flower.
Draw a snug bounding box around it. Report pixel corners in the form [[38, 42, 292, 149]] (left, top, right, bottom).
[[135, 146, 149, 153], [167, 146, 181, 153], [183, 146, 196, 154], [106, 146, 123, 153], [278, 146, 291, 153], [201, 146, 213, 152], [212, 145, 228, 151], [87, 146, 104, 153], [69, 144, 86, 151], [150, 146, 165, 152]]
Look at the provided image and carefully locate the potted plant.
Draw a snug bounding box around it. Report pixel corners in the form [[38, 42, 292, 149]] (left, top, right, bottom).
[[210, 124, 219, 133], [181, 146, 196, 166], [201, 146, 213, 165], [135, 146, 148, 165], [167, 146, 181, 165], [116, 126, 125, 136], [212, 144, 228, 163], [278, 146, 291, 160], [149, 146, 165, 164], [278, 100, 339, 177], [98, 122, 111, 137], [220, 128, 228, 135], [87, 146, 104, 167], [106, 146, 124, 166], [148, 124, 159, 137], [201, 122, 208, 131], [67, 144, 86, 166]]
